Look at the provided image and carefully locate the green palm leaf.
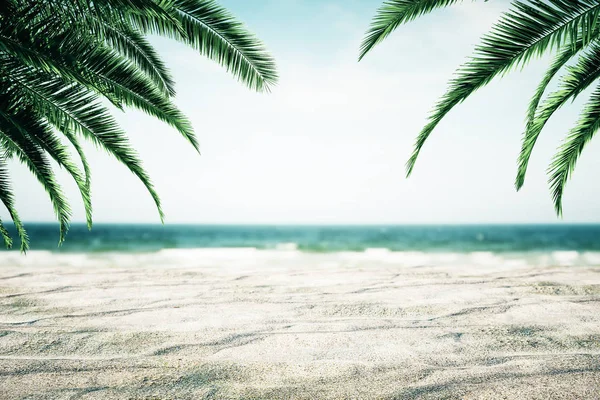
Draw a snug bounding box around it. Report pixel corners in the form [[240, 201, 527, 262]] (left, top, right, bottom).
[[517, 37, 600, 190], [138, 0, 278, 92], [548, 84, 600, 216], [86, 16, 177, 97], [361, 0, 600, 215], [405, 0, 600, 176], [0, 155, 29, 251], [23, 111, 92, 229], [4, 65, 94, 226], [0, 108, 71, 244], [0, 0, 277, 248], [0, 217, 13, 249], [1, 27, 199, 150], [359, 0, 465, 61], [8, 68, 166, 222]]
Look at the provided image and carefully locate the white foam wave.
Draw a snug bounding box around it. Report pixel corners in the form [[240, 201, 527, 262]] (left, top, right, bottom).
[[0, 249, 599, 269], [275, 242, 299, 251]]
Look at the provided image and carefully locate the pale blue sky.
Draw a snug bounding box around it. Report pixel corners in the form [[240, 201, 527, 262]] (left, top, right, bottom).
[[8, 0, 600, 224]]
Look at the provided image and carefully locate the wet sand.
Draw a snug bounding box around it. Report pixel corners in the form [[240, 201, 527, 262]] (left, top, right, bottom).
[[1, 250, 599, 399]]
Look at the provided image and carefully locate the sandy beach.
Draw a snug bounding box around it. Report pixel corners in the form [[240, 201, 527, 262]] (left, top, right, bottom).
[[1, 249, 599, 399]]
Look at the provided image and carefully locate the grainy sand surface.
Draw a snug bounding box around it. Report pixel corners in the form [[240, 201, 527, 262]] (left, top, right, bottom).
[[0, 250, 599, 399]]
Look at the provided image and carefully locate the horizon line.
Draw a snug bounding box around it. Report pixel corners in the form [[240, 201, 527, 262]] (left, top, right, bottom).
[[14, 221, 600, 226]]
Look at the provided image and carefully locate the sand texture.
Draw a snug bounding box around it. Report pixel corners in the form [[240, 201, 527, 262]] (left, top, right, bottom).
[[0, 250, 599, 399]]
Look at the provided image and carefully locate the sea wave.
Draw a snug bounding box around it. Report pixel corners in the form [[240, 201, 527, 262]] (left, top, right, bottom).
[[1, 248, 600, 269], [7, 224, 600, 255]]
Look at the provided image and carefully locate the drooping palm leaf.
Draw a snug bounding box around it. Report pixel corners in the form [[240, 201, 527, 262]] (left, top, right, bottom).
[[517, 37, 600, 189], [129, 0, 278, 92], [0, 155, 29, 251], [549, 85, 600, 215], [3, 25, 199, 149], [11, 67, 167, 223], [360, 0, 600, 215], [85, 15, 177, 96], [23, 112, 92, 229], [0, 108, 71, 243], [169, 0, 278, 92], [0, 0, 278, 250], [405, 0, 600, 176], [4, 63, 94, 225], [359, 0, 465, 61]]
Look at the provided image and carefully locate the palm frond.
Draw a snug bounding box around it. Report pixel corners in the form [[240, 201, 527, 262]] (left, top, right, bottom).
[[0, 0, 278, 248], [55, 126, 94, 229], [25, 112, 92, 229], [4, 65, 94, 226], [0, 218, 13, 249], [85, 15, 177, 97], [73, 0, 184, 32], [0, 108, 71, 244], [1, 27, 199, 150], [405, 0, 600, 176], [60, 130, 92, 227], [83, 56, 198, 150], [517, 37, 600, 189], [6, 67, 166, 223], [359, 0, 464, 61], [0, 154, 28, 251], [138, 0, 278, 92], [548, 84, 600, 216]]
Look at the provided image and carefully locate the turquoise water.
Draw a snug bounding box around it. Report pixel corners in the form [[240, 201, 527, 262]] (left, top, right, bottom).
[[7, 223, 600, 253]]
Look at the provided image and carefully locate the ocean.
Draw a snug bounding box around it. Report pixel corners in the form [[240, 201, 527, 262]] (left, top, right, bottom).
[[1, 224, 600, 268]]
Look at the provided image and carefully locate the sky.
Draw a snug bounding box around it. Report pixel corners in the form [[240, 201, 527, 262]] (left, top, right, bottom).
[[8, 0, 600, 224]]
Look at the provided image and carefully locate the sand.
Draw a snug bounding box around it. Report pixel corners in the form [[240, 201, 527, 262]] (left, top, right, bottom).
[[0, 250, 599, 399]]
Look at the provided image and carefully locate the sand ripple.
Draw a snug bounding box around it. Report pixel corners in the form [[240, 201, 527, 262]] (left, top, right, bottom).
[[0, 254, 599, 398]]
